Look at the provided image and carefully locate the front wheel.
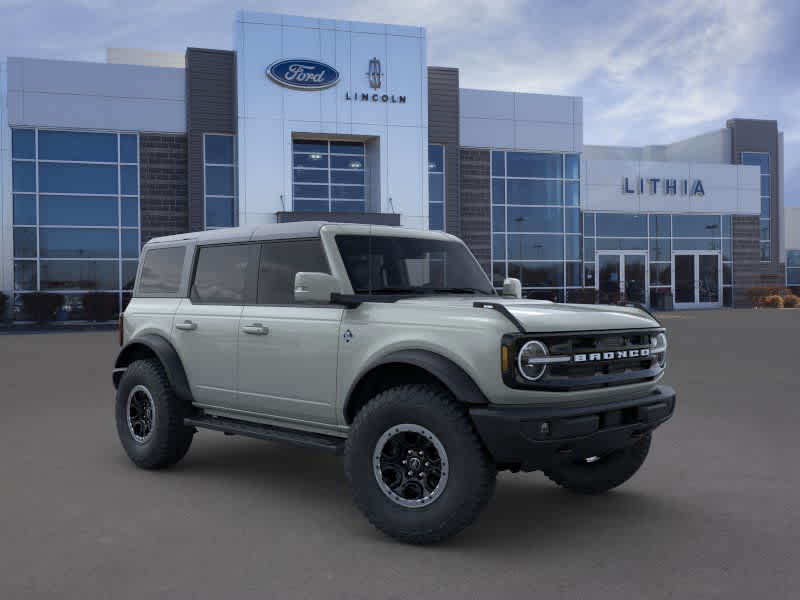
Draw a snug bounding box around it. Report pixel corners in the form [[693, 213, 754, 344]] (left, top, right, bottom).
[[345, 384, 496, 544], [543, 434, 652, 494]]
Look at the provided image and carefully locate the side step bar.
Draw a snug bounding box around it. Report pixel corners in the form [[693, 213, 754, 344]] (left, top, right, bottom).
[[185, 415, 345, 455]]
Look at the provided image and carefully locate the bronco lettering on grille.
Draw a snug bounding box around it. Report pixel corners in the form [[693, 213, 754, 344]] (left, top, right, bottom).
[[573, 348, 650, 362]]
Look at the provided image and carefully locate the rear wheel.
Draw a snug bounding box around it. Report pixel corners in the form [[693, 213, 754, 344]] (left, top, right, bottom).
[[115, 359, 194, 469], [345, 384, 496, 544], [543, 434, 651, 494]]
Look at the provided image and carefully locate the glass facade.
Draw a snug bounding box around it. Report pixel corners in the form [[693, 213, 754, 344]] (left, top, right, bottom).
[[788, 250, 800, 288], [742, 152, 770, 261], [204, 134, 236, 229], [428, 144, 444, 230], [584, 212, 733, 307], [491, 150, 580, 300], [292, 140, 366, 212], [11, 128, 140, 319]]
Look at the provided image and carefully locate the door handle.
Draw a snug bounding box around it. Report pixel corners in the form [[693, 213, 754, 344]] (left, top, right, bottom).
[[242, 323, 269, 336], [175, 320, 197, 331]]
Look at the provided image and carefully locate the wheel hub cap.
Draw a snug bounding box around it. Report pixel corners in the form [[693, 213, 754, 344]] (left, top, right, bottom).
[[126, 385, 155, 444]]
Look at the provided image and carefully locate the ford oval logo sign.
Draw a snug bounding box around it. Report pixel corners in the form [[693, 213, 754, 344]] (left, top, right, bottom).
[[267, 59, 340, 90]]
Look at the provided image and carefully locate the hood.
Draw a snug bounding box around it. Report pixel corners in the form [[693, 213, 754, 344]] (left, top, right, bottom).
[[395, 296, 659, 332]]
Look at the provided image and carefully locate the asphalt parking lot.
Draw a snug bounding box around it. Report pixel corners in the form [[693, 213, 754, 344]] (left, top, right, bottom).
[[1, 309, 799, 599]]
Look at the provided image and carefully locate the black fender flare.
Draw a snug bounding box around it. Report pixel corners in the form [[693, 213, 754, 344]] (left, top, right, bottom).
[[345, 349, 489, 420], [113, 334, 193, 403]]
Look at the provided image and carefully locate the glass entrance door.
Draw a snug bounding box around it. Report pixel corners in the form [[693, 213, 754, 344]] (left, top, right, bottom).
[[596, 252, 648, 305], [672, 252, 721, 308]]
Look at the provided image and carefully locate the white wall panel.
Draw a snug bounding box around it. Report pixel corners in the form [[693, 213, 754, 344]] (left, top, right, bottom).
[[460, 89, 514, 120], [514, 121, 574, 152], [460, 117, 514, 149], [0, 59, 10, 296]]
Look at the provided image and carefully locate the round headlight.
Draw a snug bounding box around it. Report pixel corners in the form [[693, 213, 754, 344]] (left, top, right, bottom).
[[651, 332, 667, 368], [517, 340, 549, 381]]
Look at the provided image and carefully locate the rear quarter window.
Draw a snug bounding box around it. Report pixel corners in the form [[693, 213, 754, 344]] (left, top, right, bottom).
[[137, 246, 187, 296]]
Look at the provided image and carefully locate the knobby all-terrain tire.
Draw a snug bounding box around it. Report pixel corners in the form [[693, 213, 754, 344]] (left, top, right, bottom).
[[345, 384, 496, 544], [115, 359, 195, 470], [543, 434, 652, 494]]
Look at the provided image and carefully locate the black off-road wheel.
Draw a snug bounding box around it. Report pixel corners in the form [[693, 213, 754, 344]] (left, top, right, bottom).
[[543, 434, 652, 494], [345, 384, 496, 544], [115, 359, 194, 470]]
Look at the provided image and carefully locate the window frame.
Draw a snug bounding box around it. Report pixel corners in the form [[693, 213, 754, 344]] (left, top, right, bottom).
[[203, 133, 237, 230]]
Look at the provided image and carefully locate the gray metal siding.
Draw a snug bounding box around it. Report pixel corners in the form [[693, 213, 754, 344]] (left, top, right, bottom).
[[427, 67, 460, 237], [186, 48, 237, 232]]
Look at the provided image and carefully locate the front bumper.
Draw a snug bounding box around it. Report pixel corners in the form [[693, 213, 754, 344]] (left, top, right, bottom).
[[469, 385, 676, 472]]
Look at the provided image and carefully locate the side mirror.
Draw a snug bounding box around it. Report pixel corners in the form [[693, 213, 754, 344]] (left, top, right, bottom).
[[294, 272, 342, 304], [502, 277, 522, 299]]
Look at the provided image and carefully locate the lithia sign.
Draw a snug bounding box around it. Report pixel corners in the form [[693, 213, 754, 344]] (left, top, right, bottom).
[[267, 57, 406, 103], [623, 176, 705, 196]]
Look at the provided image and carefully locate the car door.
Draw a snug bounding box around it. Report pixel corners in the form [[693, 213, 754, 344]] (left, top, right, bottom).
[[236, 238, 343, 426], [171, 242, 258, 408]]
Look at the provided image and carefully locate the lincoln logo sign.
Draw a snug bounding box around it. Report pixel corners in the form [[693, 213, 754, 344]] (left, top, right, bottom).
[[266, 59, 340, 90], [574, 348, 650, 362], [623, 176, 704, 196]]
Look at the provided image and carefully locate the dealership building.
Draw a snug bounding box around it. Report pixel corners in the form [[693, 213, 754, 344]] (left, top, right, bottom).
[[0, 10, 794, 318]]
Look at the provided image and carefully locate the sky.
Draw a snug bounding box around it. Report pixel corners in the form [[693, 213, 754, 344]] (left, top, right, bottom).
[[1, 0, 798, 204]]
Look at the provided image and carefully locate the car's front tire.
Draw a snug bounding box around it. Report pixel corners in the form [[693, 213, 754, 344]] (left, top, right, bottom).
[[543, 434, 651, 494], [115, 359, 194, 470], [345, 384, 496, 544]]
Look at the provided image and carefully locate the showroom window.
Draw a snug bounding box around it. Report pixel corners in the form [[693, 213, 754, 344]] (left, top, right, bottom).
[[788, 250, 800, 288], [583, 213, 734, 307], [428, 144, 445, 230], [204, 134, 237, 229], [742, 152, 770, 261], [491, 150, 581, 301], [11, 128, 140, 320], [292, 140, 365, 213]]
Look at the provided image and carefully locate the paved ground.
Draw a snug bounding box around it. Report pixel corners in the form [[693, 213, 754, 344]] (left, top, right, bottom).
[[1, 309, 798, 599]]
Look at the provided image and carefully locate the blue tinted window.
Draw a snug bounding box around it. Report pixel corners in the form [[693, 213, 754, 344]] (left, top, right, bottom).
[[332, 201, 365, 213], [429, 174, 444, 204], [294, 199, 328, 212], [293, 153, 328, 168], [121, 165, 138, 195], [507, 207, 563, 233], [429, 203, 443, 231], [120, 134, 138, 163], [332, 170, 365, 185], [583, 238, 594, 261], [673, 238, 721, 251], [12, 129, 35, 159], [492, 206, 505, 232], [13, 194, 36, 225], [789, 269, 800, 285], [760, 242, 770, 261], [331, 156, 364, 170], [673, 214, 721, 237], [596, 238, 648, 251], [507, 153, 562, 178], [206, 197, 234, 227], [14, 228, 37, 258], [40, 260, 119, 291], [565, 154, 580, 179], [205, 135, 235, 164], [293, 140, 328, 154], [507, 235, 564, 260], [722, 238, 732, 261], [565, 208, 580, 233], [565, 181, 579, 206], [122, 229, 139, 258], [492, 179, 505, 205], [649, 239, 671, 261], [39, 163, 118, 194], [14, 261, 37, 290], [122, 261, 138, 290], [493, 235, 506, 260], [649, 214, 671, 237], [508, 262, 563, 287], [12, 161, 36, 192], [583, 213, 594, 236], [40, 195, 118, 226], [507, 180, 562, 205], [595, 213, 647, 237], [741, 152, 769, 174], [206, 166, 235, 195], [40, 228, 118, 258], [331, 185, 364, 200], [330, 141, 364, 155], [38, 131, 117, 162], [759, 220, 770, 240], [721, 215, 732, 237], [565, 235, 581, 260], [760, 175, 770, 196], [121, 198, 139, 226], [787, 250, 800, 268], [566, 262, 581, 287], [491, 151, 505, 177], [428, 145, 444, 172], [294, 169, 328, 184], [761, 197, 770, 218]]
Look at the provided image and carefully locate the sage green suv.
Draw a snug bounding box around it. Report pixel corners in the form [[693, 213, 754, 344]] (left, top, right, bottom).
[[113, 222, 675, 544]]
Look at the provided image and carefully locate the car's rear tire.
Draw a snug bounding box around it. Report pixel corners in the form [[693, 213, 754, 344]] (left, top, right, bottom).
[[115, 359, 194, 470], [345, 384, 496, 544], [543, 434, 651, 494]]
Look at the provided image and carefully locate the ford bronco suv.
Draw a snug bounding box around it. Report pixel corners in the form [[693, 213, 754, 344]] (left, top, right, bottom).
[[113, 222, 675, 544]]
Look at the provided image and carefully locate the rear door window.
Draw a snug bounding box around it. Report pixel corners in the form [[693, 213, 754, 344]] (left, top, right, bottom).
[[137, 246, 186, 296], [190, 244, 257, 305]]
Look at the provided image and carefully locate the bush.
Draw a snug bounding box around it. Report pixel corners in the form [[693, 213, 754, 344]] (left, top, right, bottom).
[[82, 292, 118, 322], [762, 295, 784, 309], [747, 287, 791, 307], [21, 293, 64, 324], [782, 294, 799, 308]]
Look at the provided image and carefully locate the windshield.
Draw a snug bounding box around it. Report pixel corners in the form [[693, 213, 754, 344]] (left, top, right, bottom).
[[335, 235, 496, 296]]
